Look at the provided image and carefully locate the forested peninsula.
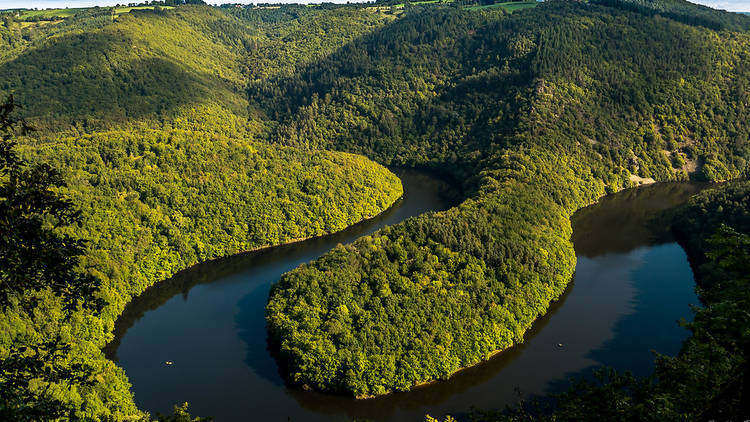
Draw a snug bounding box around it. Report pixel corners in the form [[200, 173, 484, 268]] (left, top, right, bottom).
[[265, 0, 749, 398], [1, 0, 749, 419], [468, 181, 750, 421]]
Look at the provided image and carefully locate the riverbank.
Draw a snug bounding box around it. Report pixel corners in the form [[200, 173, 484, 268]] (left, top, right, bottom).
[[106, 180, 708, 421], [105, 169, 458, 419], [348, 179, 705, 400], [474, 180, 750, 421]]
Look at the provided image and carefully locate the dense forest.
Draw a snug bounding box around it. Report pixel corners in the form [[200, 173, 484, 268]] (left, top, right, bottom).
[[465, 182, 750, 421], [0, 110, 402, 419], [1, 0, 749, 419], [267, 0, 750, 397]]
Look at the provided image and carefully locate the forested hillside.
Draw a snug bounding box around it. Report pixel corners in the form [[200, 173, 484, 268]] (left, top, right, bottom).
[[468, 182, 750, 421], [1, 0, 749, 418], [267, 0, 750, 397], [0, 4, 394, 136], [260, 1, 749, 181], [0, 5, 404, 419], [1, 7, 252, 135]]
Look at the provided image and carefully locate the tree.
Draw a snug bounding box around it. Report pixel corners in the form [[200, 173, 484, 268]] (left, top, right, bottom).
[[0, 95, 102, 311], [0, 338, 96, 421], [0, 96, 102, 419]]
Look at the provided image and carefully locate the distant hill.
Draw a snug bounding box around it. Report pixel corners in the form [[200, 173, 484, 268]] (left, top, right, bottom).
[[592, 0, 750, 30]]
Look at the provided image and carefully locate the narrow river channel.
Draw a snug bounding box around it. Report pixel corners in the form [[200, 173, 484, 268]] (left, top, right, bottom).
[[107, 173, 705, 421]]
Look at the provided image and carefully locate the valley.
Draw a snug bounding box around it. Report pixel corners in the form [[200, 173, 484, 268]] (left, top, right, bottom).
[[1, 0, 749, 420]]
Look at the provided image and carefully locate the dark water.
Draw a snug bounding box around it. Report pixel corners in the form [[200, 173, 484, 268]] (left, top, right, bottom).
[[109, 178, 705, 421]]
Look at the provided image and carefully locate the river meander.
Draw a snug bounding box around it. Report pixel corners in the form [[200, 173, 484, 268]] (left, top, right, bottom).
[[107, 173, 704, 421]]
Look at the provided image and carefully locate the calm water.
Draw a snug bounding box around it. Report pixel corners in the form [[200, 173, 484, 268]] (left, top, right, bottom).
[[108, 178, 704, 421]]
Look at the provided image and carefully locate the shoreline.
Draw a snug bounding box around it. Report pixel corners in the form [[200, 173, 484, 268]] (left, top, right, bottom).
[[349, 176, 703, 400], [102, 181, 404, 353], [352, 281, 570, 400]]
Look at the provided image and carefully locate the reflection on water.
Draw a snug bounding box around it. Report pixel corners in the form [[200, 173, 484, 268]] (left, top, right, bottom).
[[110, 181, 705, 421], [572, 182, 706, 257]]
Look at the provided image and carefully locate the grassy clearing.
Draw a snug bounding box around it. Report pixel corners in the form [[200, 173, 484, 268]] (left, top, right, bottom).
[[16, 8, 78, 20], [114, 5, 174, 14], [466, 1, 538, 12]]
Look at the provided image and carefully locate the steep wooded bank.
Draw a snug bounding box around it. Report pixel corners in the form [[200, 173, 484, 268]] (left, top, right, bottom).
[[666, 182, 750, 419], [266, 0, 750, 396], [1, 125, 402, 419], [467, 181, 750, 421]]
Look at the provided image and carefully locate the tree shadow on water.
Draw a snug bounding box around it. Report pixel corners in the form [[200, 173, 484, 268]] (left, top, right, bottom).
[[268, 280, 577, 422], [233, 283, 287, 387]]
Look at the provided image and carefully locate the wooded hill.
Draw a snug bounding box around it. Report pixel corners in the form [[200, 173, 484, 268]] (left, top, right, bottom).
[[469, 182, 750, 421], [0, 5, 403, 419], [266, 0, 750, 399], [1, 0, 749, 419]]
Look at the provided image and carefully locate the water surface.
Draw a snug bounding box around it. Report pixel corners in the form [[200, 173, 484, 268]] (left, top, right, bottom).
[[109, 179, 704, 421]]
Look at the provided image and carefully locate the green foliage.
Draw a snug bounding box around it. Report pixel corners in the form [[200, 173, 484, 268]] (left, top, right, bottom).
[[155, 402, 212, 422], [266, 0, 750, 397], [2, 0, 750, 416], [0, 96, 104, 420], [672, 181, 750, 251], [0, 96, 102, 312], [0, 6, 255, 135], [0, 337, 99, 422], [0, 5, 399, 138], [592, 0, 750, 31], [235, 5, 395, 82]]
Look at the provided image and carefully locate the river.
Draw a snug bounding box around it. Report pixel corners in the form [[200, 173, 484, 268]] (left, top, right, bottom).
[[107, 173, 704, 421]]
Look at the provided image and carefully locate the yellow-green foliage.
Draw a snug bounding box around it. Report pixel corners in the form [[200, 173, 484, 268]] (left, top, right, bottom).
[[2, 0, 750, 416], [1, 6, 254, 135], [235, 6, 395, 81], [1, 128, 402, 419], [0, 5, 396, 137]]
